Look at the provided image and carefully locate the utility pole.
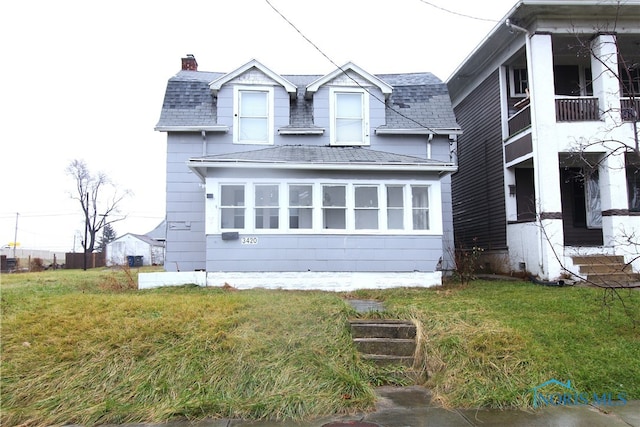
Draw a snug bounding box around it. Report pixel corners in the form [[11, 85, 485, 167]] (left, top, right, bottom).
[[83, 192, 88, 271], [13, 212, 18, 259]]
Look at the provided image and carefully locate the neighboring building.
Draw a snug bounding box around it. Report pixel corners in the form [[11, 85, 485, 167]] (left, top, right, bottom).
[[447, 1, 640, 282], [143, 56, 461, 290], [106, 233, 165, 267]]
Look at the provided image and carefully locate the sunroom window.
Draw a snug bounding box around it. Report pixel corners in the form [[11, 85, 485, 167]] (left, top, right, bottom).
[[411, 186, 429, 230], [331, 88, 369, 146], [289, 184, 313, 229], [213, 182, 435, 234], [220, 185, 245, 229], [255, 184, 279, 229], [386, 185, 404, 229], [354, 185, 379, 229], [234, 86, 273, 144], [323, 185, 346, 229]]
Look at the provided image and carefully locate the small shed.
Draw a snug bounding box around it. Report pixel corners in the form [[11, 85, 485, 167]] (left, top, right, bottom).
[[106, 233, 165, 267]]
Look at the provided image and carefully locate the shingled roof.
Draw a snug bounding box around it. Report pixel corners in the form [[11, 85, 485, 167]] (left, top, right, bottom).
[[187, 145, 457, 179], [196, 145, 450, 164], [156, 68, 460, 132]]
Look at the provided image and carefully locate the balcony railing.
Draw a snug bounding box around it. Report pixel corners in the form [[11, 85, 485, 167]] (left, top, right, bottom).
[[621, 98, 639, 122], [508, 104, 531, 137], [555, 97, 600, 122]]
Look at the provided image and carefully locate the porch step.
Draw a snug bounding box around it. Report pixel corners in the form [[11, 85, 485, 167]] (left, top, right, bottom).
[[348, 320, 417, 367], [349, 319, 417, 339], [572, 255, 625, 265], [586, 273, 640, 285], [572, 255, 639, 285]]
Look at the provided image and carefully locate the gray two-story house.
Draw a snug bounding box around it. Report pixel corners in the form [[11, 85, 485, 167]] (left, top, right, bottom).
[[141, 56, 460, 290]]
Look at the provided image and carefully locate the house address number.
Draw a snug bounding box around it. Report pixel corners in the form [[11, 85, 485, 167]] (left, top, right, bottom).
[[241, 237, 258, 245]]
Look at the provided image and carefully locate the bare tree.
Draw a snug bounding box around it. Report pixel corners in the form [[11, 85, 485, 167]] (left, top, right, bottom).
[[66, 159, 130, 259]]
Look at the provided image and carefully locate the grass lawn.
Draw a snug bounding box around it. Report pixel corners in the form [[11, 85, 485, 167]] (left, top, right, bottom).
[[1, 268, 638, 426]]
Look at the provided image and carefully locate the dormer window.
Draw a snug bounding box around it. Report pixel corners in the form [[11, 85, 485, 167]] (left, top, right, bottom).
[[330, 88, 369, 146], [234, 86, 274, 145]]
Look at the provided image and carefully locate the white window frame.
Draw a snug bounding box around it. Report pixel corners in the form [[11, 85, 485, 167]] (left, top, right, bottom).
[[233, 85, 274, 145], [509, 67, 529, 98], [329, 87, 370, 146], [207, 180, 441, 235], [219, 183, 246, 230]]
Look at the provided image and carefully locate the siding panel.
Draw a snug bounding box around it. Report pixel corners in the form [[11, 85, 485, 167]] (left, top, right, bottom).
[[452, 71, 507, 250], [206, 235, 443, 272]]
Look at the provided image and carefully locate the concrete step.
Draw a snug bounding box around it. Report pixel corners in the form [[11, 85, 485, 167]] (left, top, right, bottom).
[[586, 273, 640, 285], [579, 264, 630, 274], [353, 338, 416, 357], [349, 320, 416, 339], [572, 255, 625, 265]]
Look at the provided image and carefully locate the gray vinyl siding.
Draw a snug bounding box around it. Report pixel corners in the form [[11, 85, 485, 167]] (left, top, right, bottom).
[[165, 133, 206, 272], [159, 65, 460, 275], [206, 234, 443, 272], [451, 70, 507, 250]]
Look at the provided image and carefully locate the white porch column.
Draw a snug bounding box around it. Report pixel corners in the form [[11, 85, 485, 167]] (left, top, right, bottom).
[[528, 32, 564, 279], [591, 33, 621, 126]]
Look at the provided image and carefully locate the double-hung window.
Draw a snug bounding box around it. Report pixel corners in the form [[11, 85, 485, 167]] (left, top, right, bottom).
[[330, 88, 369, 146], [289, 184, 313, 229], [354, 185, 379, 229], [234, 86, 273, 144], [255, 185, 279, 229], [411, 186, 430, 230], [322, 185, 346, 229], [509, 67, 528, 98], [386, 185, 405, 229], [220, 184, 245, 229]]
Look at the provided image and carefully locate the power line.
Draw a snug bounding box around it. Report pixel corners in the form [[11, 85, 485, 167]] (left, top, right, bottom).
[[264, 0, 438, 134], [416, 0, 500, 22]]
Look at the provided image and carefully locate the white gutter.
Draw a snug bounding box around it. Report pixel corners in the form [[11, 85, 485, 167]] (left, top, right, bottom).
[[375, 128, 463, 135], [155, 125, 229, 132], [187, 159, 458, 181]]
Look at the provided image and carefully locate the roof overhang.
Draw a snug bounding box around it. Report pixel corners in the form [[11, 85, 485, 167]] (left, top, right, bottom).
[[154, 125, 229, 133], [446, 0, 640, 101], [187, 158, 457, 181], [375, 127, 463, 136], [208, 59, 297, 98], [305, 62, 394, 100]]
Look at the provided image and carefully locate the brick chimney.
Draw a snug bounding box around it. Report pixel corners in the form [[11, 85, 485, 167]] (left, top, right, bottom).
[[181, 54, 198, 71]]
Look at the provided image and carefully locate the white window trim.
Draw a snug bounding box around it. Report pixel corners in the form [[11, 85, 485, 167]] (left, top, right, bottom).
[[329, 87, 370, 146], [205, 179, 443, 235], [233, 85, 274, 145], [509, 67, 528, 98]]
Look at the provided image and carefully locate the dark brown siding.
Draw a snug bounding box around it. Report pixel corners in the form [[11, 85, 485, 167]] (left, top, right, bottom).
[[452, 71, 507, 250], [504, 133, 532, 163]]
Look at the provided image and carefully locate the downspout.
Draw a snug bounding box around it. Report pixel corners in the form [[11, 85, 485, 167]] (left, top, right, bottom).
[[427, 133, 433, 159], [201, 130, 207, 156], [505, 19, 546, 277]]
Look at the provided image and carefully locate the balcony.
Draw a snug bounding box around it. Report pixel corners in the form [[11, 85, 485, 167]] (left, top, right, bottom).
[[555, 97, 600, 122], [508, 103, 531, 137], [621, 98, 639, 122]]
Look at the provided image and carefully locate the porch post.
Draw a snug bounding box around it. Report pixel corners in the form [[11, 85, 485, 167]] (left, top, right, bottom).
[[590, 33, 620, 125], [599, 151, 632, 248], [529, 32, 564, 280]]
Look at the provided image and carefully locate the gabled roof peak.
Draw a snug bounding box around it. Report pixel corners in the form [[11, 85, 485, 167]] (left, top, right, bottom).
[[208, 58, 297, 97], [305, 61, 394, 99]]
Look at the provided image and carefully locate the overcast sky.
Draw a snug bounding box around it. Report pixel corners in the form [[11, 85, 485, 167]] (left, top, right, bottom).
[[0, 0, 517, 252]]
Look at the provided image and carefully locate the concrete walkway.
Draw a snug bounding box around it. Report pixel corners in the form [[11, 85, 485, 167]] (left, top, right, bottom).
[[120, 385, 639, 427]]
